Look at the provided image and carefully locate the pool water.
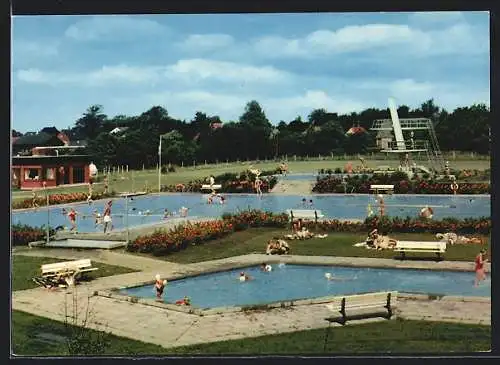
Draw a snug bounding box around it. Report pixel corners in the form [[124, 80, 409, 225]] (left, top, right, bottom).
[[120, 264, 491, 309], [12, 194, 490, 233]]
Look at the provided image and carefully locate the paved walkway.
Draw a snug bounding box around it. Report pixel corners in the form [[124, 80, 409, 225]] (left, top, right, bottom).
[[271, 180, 314, 195], [12, 250, 491, 349]]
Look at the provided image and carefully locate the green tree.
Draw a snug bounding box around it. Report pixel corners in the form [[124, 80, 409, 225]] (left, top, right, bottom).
[[74, 105, 107, 140]]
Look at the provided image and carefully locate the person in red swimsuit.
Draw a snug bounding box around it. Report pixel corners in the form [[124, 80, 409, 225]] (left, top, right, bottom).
[[474, 249, 488, 287], [67, 208, 78, 232]]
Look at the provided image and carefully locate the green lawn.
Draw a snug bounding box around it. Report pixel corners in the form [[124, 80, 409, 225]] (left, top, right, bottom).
[[11, 158, 490, 203], [12, 255, 138, 291], [131, 227, 490, 264], [11, 310, 490, 356]]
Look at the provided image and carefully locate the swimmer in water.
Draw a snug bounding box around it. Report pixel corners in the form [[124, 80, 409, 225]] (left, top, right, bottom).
[[325, 273, 354, 281], [301, 198, 307, 207], [239, 272, 251, 282], [260, 263, 272, 272], [163, 208, 169, 219], [154, 274, 167, 299]]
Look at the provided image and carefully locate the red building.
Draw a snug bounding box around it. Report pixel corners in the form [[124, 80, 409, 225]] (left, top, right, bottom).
[[12, 129, 92, 190]]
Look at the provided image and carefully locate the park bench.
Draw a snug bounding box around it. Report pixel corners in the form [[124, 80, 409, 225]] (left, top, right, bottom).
[[32, 259, 98, 288], [369, 184, 394, 194], [393, 241, 446, 260], [323, 291, 398, 350], [201, 184, 222, 190], [286, 209, 324, 223]]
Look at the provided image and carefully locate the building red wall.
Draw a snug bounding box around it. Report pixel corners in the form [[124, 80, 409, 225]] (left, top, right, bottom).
[[13, 163, 89, 190]]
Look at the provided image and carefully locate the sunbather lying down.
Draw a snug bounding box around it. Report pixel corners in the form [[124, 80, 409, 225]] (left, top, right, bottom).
[[354, 229, 397, 250], [435, 233, 483, 245], [285, 227, 328, 240], [266, 239, 290, 255]]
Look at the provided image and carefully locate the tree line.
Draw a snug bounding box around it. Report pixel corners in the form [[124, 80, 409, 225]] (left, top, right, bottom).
[[12, 99, 490, 169]]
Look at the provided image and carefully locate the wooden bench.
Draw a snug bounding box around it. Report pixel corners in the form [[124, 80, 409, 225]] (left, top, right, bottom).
[[33, 259, 98, 288], [323, 291, 398, 350], [393, 241, 446, 260], [201, 184, 222, 190], [286, 209, 324, 224], [369, 184, 394, 194]]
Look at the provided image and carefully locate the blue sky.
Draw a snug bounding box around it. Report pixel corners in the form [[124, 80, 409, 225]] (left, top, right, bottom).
[[12, 12, 490, 133]]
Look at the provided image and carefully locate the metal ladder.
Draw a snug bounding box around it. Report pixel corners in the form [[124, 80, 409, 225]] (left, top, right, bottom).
[[426, 120, 445, 171]]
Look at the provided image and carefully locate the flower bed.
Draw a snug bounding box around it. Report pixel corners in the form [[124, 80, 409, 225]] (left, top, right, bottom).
[[161, 169, 279, 193], [12, 224, 54, 246], [127, 220, 235, 256], [126, 210, 490, 257], [305, 216, 491, 235], [222, 210, 289, 231], [12, 191, 116, 210], [312, 173, 490, 194]]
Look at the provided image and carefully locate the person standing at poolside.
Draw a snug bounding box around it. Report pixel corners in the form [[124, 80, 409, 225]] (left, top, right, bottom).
[[376, 194, 385, 216], [474, 249, 488, 287], [103, 175, 109, 194], [103, 200, 113, 234], [255, 177, 263, 196], [86, 181, 93, 204], [31, 191, 39, 209]]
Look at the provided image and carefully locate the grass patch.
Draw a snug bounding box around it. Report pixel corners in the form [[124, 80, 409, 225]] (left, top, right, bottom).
[[11, 310, 490, 356], [12, 255, 137, 291], [130, 228, 490, 264], [166, 319, 490, 354]]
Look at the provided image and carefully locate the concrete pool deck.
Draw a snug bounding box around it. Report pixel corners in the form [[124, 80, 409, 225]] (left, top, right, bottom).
[[12, 250, 491, 350]]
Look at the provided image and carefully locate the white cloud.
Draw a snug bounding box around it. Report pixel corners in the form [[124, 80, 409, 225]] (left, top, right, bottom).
[[176, 34, 234, 51], [13, 40, 59, 58], [17, 59, 292, 87], [64, 16, 166, 41], [16, 65, 164, 86], [165, 59, 292, 84], [254, 21, 487, 58], [409, 11, 465, 25]]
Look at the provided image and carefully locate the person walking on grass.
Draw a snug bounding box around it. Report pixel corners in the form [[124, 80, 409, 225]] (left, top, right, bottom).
[[103, 200, 113, 234]]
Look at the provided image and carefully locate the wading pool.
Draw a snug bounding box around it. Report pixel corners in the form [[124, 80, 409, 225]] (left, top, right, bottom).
[[120, 264, 490, 309]]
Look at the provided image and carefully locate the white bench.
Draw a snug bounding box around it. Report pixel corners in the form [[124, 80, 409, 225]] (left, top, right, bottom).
[[286, 209, 324, 223], [323, 291, 398, 350], [34, 259, 98, 288], [370, 184, 394, 194], [201, 184, 222, 190], [393, 241, 446, 260]]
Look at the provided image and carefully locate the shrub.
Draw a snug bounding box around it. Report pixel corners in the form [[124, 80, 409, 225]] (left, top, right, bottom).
[[12, 224, 55, 246], [12, 191, 116, 210]]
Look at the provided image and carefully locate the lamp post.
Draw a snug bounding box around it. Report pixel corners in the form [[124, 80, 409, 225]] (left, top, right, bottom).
[[158, 136, 162, 193], [44, 182, 49, 244], [125, 194, 130, 243]]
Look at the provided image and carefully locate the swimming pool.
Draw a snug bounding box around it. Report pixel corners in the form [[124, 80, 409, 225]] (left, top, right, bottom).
[[12, 193, 490, 233], [120, 264, 490, 309]]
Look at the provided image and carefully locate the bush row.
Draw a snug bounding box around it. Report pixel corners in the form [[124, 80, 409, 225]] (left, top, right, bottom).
[[312, 173, 490, 194], [126, 210, 491, 256], [12, 191, 116, 210], [11, 224, 55, 246], [161, 169, 279, 193]]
